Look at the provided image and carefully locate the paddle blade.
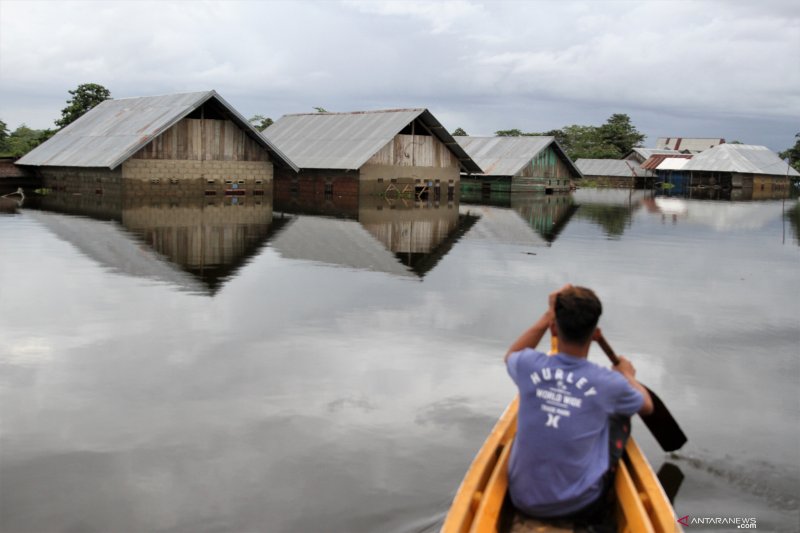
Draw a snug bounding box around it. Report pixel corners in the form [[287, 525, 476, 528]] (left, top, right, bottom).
[[640, 385, 687, 452], [656, 462, 685, 504]]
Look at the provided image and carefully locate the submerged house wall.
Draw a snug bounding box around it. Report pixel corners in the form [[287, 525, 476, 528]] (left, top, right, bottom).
[[511, 145, 574, 192]]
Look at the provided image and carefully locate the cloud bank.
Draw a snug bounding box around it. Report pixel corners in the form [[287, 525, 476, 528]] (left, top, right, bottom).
[[1, 0, 798, 150]]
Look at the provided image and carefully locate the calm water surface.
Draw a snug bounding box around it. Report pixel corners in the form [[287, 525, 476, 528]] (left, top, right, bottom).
[[0, 188, 798, 532]]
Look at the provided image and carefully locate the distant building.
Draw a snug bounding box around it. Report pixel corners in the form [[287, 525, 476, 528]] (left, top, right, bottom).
[[263, 109, 481, 212], [681, 144, 797, 190], [16, 91, 296, 197], [455, 136, 582, 194], [623, 147, 679, 165], [655, 137, 725, 153], [574, 158, 648, 188], [653, 157, 692, 194]]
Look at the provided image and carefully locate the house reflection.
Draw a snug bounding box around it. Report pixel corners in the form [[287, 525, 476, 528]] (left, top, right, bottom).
[[271, 184, 476, 278], [461, 189, 579, 244], [31, 182, 281, 294]]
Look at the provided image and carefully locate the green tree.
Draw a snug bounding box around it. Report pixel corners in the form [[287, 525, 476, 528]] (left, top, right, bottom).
[[55, 83, 111, 128], [4, 124, 49, 156], [313, 107, 328, 113], [495, 128, 524, 137], [558, 124, 618, 160], [598, 113, 645, 156], [452, 127, 468, 136], [779, 133, 800, 173], [249, 114, 274, 132], [0, 119, 8, 153]]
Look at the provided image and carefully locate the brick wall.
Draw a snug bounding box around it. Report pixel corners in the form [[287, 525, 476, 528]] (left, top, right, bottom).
[[121, 159, 272, 197]]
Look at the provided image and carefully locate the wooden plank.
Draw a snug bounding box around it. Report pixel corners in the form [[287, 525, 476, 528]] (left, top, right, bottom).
[[624, 440, 678, 533], [442, 397, 518, 533], [615, 461, 655, 533]]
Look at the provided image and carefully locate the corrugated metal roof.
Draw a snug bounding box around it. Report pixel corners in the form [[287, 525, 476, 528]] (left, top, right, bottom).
[[17, 91, 296, 171], [454, 136, 582, 178], [681, 144, 799, 176], [575, 159, 647, 177], [641, 153, 693, 170], [263, 109, 481, 173], [655, 137, 725, 152]]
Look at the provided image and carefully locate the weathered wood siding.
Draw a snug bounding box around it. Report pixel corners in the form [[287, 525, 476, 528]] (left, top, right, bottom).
[[365, 134, 459, 168], [517, 146, 575, 180], [133, 118, 269, 162]]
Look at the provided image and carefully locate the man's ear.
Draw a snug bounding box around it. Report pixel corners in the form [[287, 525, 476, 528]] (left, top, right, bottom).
[[549, 322, 558, 336]]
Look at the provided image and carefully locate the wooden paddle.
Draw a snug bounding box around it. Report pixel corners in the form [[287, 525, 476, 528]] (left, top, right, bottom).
[[596, 334, 687, 452]]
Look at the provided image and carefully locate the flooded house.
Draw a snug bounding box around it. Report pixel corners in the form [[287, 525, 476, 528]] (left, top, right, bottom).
[[455, 136, 581, 194], [262, 109, 481, 213], [655, 137, 725, 153], [574, 158, 649, 188], [15, 90, 297, 198], [680, 143, 798, 191]]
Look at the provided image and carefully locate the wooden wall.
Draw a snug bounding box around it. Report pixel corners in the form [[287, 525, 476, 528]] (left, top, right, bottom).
[[365, 134, 459, 168], [518, 146, 577, 180], [133, 118, 269, 162]]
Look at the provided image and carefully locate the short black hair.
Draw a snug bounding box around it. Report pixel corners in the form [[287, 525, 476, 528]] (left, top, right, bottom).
[[555, 286, 602, 344]]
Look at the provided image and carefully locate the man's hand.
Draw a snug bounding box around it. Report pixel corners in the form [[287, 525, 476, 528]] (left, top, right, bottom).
[[612, 355, 654, 415], [612, 355, 636, 379], [505, 284, 573, 363]]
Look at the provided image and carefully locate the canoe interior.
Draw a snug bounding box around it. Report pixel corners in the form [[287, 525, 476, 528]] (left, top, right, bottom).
[[441, 396, 680, 533]]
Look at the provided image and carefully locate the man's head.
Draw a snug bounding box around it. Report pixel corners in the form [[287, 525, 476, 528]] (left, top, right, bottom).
[[554, 286, 602, 345]]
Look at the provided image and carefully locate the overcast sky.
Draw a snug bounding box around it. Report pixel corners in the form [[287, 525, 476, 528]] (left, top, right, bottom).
[[1, 0, 798, 151]]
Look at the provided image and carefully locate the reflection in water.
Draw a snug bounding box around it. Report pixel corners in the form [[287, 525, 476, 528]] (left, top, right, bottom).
[[33, 183, 281, 294], [784, 200, 800, 246], [462, 192, 578, 244], [272, 189, 477, 278], [2, 183, 799, 532]]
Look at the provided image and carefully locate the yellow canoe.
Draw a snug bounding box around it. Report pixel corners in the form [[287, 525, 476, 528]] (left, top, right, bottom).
[[441, 396, 681, 533]]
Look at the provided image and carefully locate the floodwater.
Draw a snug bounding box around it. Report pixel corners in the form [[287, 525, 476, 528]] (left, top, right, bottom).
[[0, 186, 798, 533]]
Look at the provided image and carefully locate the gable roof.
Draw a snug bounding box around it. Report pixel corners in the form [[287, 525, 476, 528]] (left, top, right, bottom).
[[575, 158, 648, 178], [17, 91, 297, 171], [262, 108, 481, 173], [454, 136, 582, 177], [681, 144, 799, 176]]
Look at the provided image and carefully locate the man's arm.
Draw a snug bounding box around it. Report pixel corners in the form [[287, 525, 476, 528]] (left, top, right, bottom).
[[504, 284, 571, 363], [612, 356, 654, 415]]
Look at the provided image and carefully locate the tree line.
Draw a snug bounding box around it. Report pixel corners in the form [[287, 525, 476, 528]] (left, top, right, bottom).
[[451, 114, 647, 161]]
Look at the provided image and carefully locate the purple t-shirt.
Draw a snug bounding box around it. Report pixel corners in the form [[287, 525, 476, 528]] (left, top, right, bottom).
[[506, 348, 644, 517]]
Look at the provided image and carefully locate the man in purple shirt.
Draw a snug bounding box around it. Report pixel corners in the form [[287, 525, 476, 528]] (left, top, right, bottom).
[[504, 285, 654, 526]]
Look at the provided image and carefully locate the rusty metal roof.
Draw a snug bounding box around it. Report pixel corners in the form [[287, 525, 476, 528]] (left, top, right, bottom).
[[641, 153, 693, 170], [681, 144, 799, 176], [454, 136, 582, 178], [16, 91, 296, 171], [575, 158, 648, 177], [263, 109, 481, 173]]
